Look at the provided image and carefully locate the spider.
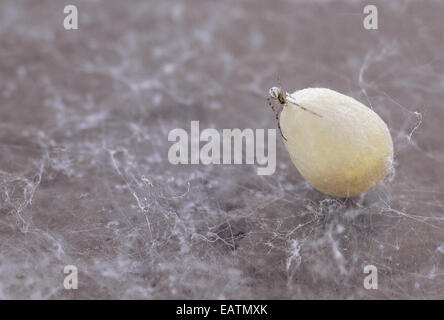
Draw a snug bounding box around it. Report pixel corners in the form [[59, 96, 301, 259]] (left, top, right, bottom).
[[267, 86, 322, 141]]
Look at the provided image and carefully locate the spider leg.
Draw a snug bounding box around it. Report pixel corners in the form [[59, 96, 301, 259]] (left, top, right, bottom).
[[275, 103, 287, 141], [286, 95, 322, 118], [296, 104, 322, 117], [276, 114, 287, 141], [268, 98, 287, 141], [267, 98, 276, 113]]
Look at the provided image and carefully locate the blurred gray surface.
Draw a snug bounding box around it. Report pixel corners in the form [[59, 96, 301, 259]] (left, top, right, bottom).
[[0, 0, 443, 299]]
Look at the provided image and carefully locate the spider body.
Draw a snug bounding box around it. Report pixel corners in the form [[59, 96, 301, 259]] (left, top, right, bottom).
[[268, 87, 288, 140], [268, 86, 321, 141]]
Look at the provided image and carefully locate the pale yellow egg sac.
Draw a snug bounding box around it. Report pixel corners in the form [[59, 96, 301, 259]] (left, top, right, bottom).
[[280, 88, 394, 197]]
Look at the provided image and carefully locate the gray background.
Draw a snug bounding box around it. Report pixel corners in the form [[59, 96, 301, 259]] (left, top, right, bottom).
[[0, 0, 443, 299]]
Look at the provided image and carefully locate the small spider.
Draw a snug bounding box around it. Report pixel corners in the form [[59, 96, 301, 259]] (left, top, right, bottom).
[[267, 86, 322, 141]]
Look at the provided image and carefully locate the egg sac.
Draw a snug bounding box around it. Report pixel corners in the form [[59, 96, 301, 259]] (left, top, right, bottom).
[[280, 88, 393, 197]]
